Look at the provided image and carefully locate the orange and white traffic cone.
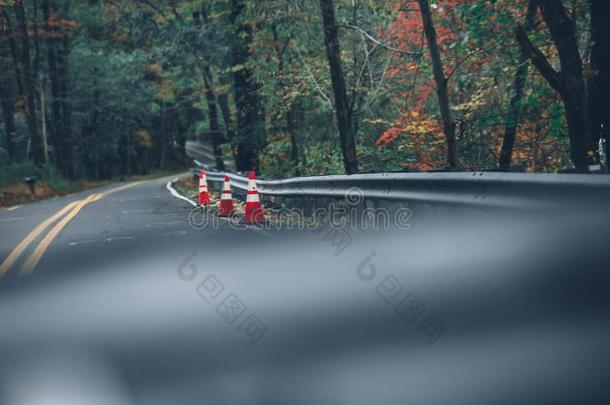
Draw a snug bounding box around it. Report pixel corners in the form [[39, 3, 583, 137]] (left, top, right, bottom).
[[218, 175, 235, 217], [245, 171, 265, 223], [197, 171, 211, 206]]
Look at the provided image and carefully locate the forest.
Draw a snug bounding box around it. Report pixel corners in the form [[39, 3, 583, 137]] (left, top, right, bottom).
[[1, 0, 609, 188]]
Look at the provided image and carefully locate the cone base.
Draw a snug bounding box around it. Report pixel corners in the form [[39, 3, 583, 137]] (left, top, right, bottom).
[[218, 200, 235, 217], [245, 203, 265, 223]]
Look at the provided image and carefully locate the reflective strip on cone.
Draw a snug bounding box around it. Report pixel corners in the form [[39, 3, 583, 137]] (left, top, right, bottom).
[[246, 191, 260, 203], [245, 171, 265, 223], [197, 171, 211, 206], [218, 176, 234, 216]]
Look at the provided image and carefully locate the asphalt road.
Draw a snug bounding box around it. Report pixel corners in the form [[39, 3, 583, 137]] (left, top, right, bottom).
[[0, 141, 227, 281]]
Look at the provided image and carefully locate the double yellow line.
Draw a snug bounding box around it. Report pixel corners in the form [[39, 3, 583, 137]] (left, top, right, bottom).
[[0, 182, 139, 279]]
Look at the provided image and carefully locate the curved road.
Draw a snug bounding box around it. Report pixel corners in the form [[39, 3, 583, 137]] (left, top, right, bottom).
[[0, 142, 223, 281]]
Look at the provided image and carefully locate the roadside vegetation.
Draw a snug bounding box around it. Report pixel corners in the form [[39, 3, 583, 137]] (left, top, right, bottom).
[[0, 162, 183, 208], [0, 162, 103, 208]]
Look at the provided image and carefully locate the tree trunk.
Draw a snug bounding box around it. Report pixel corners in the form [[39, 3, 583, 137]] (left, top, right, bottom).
[[174, 106, 186, 167], [230, 0, 266, 172], [39, 72, 49, 163], [42, 0, 64, 170], [287, 100, 300, 176], [160, 102, 166, 169], [217, 85, 237, 165], [418, 0, 458, 169], [1, 8, 24, 97], [499, 0, 537, 170], [82, 88, 100, 179], [271, 25, 300, 175], [516, 0, 593, 169], [203, 68, 225, 171], [198, 5, 227, 170], [319, 0, 359, 174], [0, 22, 17, 161], [92, 89, 100, 179], [58, 2, 73, 178], [541, 0, 593, 166], [589, 0, 610, 161], [0, 72, 16, 161], [125, 132, 131, 178], [14, 0, 45, 165]]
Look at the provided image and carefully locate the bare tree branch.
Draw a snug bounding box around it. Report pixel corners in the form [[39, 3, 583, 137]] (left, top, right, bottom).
[[293, 45, 333, 109], [342, 23, 421, 57]]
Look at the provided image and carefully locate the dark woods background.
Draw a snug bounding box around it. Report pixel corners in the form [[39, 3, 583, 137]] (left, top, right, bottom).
[[0, 0, 609, 188]]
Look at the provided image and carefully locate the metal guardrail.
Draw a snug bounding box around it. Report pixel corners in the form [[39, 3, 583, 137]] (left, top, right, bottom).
[[193, 161, 610, 211]]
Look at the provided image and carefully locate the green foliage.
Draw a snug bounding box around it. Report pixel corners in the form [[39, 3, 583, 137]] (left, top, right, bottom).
[[302, 142, 344, 175], [549, 103, 567, 139], [0, 0, 591, 179], [258, 136, 294, 178], [0, 162, 65, 192]]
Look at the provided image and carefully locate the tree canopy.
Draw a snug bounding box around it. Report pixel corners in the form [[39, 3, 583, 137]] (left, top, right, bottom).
[[1, 0, 608, 180]]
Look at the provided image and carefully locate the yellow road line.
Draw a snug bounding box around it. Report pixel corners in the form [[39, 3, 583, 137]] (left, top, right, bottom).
[[98, 181, 141, 198], [17, 182, 142, 276], [0, 181, 142, 279], [0, 200, 81, 279], [19, 194, 101, 276]]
